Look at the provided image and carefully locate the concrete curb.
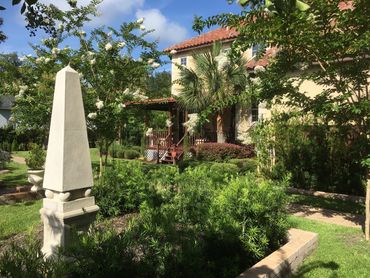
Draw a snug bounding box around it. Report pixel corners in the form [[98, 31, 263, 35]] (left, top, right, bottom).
[[238, 228, 318, 278]]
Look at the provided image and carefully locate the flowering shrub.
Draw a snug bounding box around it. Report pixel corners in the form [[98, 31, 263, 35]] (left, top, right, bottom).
[[196, 142, 255, 161]]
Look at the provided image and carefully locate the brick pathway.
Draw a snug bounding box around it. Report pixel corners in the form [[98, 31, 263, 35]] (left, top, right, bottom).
[[289, 204, 364, 229]]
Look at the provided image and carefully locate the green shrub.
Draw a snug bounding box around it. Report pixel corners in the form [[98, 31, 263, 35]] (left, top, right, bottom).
[[252, 116, 367, 196], [1, 168, 289, 277], [209, 162, 239, 183], [109, 143, 124, 158], [25, 144, 46, 169], [209, 174, 289, 261], [229, 158, 258, 174], [131, 145, 142, 153], [0, 150, 11, 170], [93, 161, 150, 217], [196, 143, 255, 161], [124, 149, 140, 160]]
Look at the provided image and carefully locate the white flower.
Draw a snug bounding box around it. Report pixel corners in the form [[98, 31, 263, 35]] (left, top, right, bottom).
[[254, 65, 265, 73], [136, 17, 144, 24], [90, 58, 96, 65], [138, 57, 143, 62], [296, 62, 309, 71], [170, 49, 177, 55], [110, 70, 114, 75], [117, 41, 126, 48], [88, 112, 97, 119], [45, 58, 51, 63], [79, 30, 86, 37], [139, 25, 146, 31], [151, 62, 160, 69], [58, 23, 64, 30], [250, 77, 261, 84], [147, 58, 155, 64], [19, 56, 26, 62], [145, 128, 153, 137], [107, 31, 113, 37], [79, 73, 83, 79], [183, 113, 199, 135], [123, 88, 130, 95], [166, 119, 173, 127], [87, 51, 95, 57], [51, 48, 60, 55], [43, 18, 50, 24], [119, 103, 126, 109], [19, 85, 28, 95], [64, 46, 70, 51], [105, 43, 113, 51], [95, 100, 104, 110], [35, 57, 45, 63]]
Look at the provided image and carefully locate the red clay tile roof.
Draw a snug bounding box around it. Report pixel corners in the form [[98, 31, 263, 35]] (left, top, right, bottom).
[[164, 27, 239, 52], [246, 48, 278, 69], [338, 1, 354, 10]]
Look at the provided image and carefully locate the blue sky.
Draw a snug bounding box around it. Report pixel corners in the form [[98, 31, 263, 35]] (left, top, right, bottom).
[[0, 0, 241, 58]]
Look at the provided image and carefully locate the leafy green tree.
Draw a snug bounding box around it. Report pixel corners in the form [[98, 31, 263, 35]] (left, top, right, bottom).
[[0, 18, 6, 43], [175, 42, 249, 142], [196, 0, 370, 237], [10, 1, 162, 175]]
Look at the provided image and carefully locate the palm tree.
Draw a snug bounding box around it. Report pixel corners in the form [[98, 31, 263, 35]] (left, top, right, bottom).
[[175, 42, 248, 143]]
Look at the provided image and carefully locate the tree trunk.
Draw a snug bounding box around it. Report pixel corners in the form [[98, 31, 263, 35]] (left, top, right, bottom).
[[216, 112, 226, 143], [365, 170, 370, 241]]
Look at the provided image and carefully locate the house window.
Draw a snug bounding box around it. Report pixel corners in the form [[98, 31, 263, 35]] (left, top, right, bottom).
[[180, 57, 187, 66], [251, 101, 259, 122]]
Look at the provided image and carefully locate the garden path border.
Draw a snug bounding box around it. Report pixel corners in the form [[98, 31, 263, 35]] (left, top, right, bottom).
[[238, 228, 318, 278]]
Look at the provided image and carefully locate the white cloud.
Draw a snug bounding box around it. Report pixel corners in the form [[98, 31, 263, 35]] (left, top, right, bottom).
[[135, 9, 188, 44], [39, 0, 145, 26]]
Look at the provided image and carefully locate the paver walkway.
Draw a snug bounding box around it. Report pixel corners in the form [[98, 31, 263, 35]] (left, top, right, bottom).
[[11, 156, 26, 164], [288, 204, 364, 229]]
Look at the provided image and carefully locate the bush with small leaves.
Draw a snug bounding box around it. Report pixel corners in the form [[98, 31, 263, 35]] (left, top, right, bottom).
[[25, 144, 45, 169], [124, 149, 140, 160]]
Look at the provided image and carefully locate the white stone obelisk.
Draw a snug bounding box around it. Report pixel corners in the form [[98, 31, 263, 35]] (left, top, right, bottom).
[[40, 65, 99, 257]]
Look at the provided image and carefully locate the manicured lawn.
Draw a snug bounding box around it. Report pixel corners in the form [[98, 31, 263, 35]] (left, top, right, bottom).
[[0, 161, 28, 188], [289, 193, 365, 215], [290, 216, 370, 278], [0, 200, 42, 240]]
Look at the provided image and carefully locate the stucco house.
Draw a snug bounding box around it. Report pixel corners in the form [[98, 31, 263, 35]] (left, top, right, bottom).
[[127, 27, 274, 162], [127, 1, 358, 163], [0, 95, 14, 128]]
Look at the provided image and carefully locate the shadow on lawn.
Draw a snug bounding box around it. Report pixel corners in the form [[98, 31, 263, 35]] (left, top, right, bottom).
[[292, 261, 340, 277], [288, 204, 365, 231]]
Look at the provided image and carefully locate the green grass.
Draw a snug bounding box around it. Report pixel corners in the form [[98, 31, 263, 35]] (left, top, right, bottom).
[[290, 216, 370, 278], [0, 200, 42, 240], [289, 193, 365, 215], [0, 161, 28, 188], [11, 151, 28, 159]]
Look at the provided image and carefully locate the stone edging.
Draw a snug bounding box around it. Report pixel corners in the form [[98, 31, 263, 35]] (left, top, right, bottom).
[[0, 191, 43, 205], [287, 187, 364, 203], [238, 228, 318, 278]]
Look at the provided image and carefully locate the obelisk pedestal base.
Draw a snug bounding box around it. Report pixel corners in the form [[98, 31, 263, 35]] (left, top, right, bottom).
[[40, 197, 99, 258]]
